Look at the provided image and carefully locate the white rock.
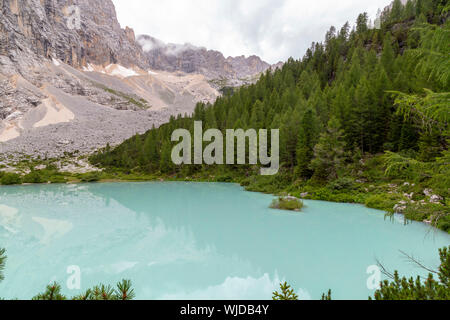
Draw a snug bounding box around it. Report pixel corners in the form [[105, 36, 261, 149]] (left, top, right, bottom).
[[5, 111, 22, 121], [394, 204, 407, 213], [404, 192, 414, 200], [424, 189, 433, 197], [430, 195, 443, 204]]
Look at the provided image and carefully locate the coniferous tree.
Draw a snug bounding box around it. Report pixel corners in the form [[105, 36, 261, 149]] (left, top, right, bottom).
[[275, 247, 450, 301], [33, 280, 136, 300], [419, 0, 434, 18], [88, 3, 449, 235], [398, 121, 419, 151], [272, 282, 299, 300], [205, 107, 218, 129], [416, 0, 423, 16], [404, 0, 416, 19], [356, 13, 369, 34], [351, 76, 372, 152], [381, 33, 396, 76], [372, 247, 450, 300], [280, 109, 302, 168], [417, 130, 444, 162], [143, 131, 160, 171], [390, 0, 404, 22], [311, 117, 347, 180], [295, 109, 319, 178], [160, 140, 174, 174], [92, 14, 447, 179]]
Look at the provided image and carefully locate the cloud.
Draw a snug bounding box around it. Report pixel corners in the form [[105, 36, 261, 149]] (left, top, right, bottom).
[[159, 273, 313, 300], [160, 273, 284, 300], [137, 36, 204, 56], [112, 0, 393, 64]]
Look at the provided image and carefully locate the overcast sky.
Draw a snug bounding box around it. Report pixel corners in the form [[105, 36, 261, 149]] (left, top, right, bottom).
[[111, 0, 392, 64]]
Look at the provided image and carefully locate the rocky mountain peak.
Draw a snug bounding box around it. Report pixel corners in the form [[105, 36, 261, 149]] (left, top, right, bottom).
[[0, 0, 276, 158], [137, 34, 272, 81], [0, 0, 147, 76], [1, 0, 273, 82]]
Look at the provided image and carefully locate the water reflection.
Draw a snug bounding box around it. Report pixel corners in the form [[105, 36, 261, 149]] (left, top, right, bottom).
[[0, 182, 449, 300]]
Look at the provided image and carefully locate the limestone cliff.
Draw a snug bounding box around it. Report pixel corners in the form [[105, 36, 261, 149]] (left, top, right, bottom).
[[0, 0, 271, 158], [137, 34, 272, 81], [0, 0, 147, 75]]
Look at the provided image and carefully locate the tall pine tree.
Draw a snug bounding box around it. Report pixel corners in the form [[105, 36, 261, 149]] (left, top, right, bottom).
[[295, 109, 319, 179]]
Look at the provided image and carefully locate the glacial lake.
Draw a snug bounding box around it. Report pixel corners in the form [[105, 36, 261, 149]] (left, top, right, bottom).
[[0, 182, 449, 300]]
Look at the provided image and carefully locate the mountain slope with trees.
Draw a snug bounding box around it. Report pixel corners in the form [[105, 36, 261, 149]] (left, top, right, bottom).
[[91, 0, 450, 231]]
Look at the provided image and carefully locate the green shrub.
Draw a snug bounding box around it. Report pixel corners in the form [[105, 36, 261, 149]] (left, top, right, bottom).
[[48, 175, 68, 184], [357, 155, 387, 182], [1, 173, 22, 185], [216, 174, 234, 183], [364, 193, 404, 212], [430, 173, 450, 198], [79, 172, 102, 182], [270, 197, 304, 211], [240, 178, 251, 187], [328, 177, 356, 191], [310, 188, 333, 201], [329, 192, 361, 203], [245, 174, 291, 194], [22, 169, 69, 184], [437, 216, 450, 233], [403, 203, 450, 233], [23, 171, 46, 184]]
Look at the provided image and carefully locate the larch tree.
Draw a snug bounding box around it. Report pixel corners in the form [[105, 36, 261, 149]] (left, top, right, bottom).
[[390, 0, 404, 23], [295, 109, 319, 179], [311, 117, 347, 180]]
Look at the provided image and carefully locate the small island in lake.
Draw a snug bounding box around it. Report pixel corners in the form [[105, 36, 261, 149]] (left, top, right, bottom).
[[270, 196, 304, 212]]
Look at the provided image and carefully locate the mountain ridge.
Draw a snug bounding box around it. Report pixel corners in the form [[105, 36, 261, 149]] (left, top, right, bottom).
[[2, 0, 263, 158], [137, 34, 275, 81], [0, 0, 273, 82]]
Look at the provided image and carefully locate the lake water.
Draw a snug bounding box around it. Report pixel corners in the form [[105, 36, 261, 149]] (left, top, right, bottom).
[[0, 182, 448, 300]]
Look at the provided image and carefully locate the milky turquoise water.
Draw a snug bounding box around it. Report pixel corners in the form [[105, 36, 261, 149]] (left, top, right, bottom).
[[0, 182, 448, 300]]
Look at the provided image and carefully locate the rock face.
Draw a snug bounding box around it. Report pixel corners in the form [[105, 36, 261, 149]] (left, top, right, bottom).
[[137, 35, 272, 81], [0, 0, 272, 80], [0, 0, 271, 159], [0, 0, 148, 75]]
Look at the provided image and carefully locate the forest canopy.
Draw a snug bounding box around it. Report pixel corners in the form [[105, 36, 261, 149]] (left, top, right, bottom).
[[91, 0, 449, 231]]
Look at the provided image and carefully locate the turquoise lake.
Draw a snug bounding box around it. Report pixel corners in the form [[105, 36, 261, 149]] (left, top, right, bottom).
[[0, 182, 448, 300]]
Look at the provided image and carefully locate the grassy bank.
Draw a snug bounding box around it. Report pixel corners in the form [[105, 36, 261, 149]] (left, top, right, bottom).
[[1, 153, 448, 233], [88, 154, 447, 232]]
